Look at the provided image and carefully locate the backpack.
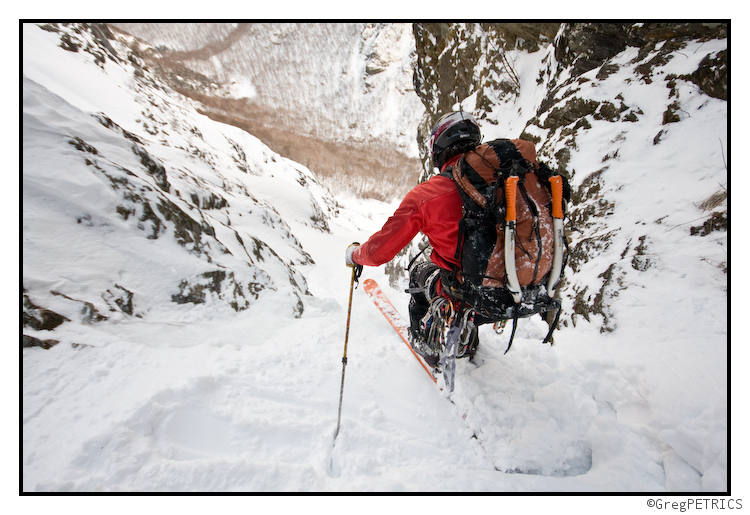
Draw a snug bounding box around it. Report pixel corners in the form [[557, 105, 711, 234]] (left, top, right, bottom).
[[443, 138, 569, 348]]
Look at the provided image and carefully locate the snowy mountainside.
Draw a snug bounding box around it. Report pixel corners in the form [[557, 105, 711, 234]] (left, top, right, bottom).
[[23, 22, 729, 494], [112, 22, 424, 157], [403, 23, 728, 491], [500, 26, 728, 489], [413, 23, 727, 334], [23, 23, 337, 333]]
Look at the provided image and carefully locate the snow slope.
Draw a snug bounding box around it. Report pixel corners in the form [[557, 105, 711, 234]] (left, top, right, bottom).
[[22, 23, 729, 496], [475, 36, 730, 489]]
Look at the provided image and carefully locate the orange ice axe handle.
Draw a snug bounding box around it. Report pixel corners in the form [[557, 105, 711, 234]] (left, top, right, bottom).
[[504, 176, 522, 303], [505, 176, 519, 222], [547, 175, 565, 297], [549, 175, 564, 219]]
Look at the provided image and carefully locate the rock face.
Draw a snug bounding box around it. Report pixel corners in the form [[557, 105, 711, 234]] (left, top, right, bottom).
[[413, 22, 726, 175], [410, 22, 727, 331], [23, 291, 70, 331], [413, 23, 562, 177]]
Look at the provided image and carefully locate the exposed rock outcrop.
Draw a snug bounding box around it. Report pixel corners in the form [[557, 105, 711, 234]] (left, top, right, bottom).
[[410, 22, 727, 331]]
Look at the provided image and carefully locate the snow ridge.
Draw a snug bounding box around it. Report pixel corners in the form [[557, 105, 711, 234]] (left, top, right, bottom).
[[23, 23, 337, 327]]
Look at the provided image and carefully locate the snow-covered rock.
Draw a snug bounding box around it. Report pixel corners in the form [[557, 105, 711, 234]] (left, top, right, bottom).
[[23, 23, 337, 327]]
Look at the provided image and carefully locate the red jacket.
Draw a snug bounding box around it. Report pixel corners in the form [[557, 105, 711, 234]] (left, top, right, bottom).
[[353, 160, 463, 271]]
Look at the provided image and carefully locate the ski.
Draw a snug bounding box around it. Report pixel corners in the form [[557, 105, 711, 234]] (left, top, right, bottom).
[[362, 278, 438, 385]]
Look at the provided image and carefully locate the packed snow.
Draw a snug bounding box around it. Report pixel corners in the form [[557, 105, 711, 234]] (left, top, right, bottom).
[[21, 22, 732, 501]]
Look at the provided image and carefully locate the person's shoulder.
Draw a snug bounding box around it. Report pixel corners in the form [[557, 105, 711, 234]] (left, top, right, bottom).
[[418, 173, 455, 190], [408, 174, 457, 203]]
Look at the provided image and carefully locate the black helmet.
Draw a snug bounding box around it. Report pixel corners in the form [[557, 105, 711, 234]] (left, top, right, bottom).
[[429, 111, 482, 170]]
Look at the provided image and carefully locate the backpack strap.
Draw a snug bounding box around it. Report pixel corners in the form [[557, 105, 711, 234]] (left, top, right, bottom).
[[542, 301, 563, 344], [439, 167, 468, 278], [451, 155, 488, 209]]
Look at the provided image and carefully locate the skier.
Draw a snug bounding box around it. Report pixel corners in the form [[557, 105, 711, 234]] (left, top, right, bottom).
[[345, 111, 563, 366], [344, 111, 479, 364]]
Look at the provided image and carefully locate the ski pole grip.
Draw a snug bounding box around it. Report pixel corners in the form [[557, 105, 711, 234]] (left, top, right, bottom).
[[505, 176, 519, 222], [549, 175, 564, 219]]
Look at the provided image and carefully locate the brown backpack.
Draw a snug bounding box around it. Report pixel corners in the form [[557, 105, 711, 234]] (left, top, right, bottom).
[[444, 138, 567, 324]]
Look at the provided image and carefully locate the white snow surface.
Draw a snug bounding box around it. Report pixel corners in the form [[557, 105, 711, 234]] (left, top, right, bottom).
[[21, 23, 731, 497]]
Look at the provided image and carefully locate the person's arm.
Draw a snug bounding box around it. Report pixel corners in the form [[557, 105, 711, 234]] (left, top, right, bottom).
[[351, 188, 424, 267]]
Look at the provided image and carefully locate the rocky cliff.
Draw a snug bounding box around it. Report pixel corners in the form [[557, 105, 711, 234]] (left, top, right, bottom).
[[413, 22, 726, 175], [411, 22, 727, 331]]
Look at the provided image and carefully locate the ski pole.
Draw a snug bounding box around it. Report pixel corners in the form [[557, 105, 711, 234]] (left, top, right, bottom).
[[335, 263, 360, 439]]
